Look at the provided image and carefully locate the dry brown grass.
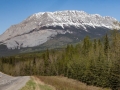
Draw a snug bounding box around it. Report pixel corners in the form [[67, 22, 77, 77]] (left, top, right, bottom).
[[37, 76, 111, 90]]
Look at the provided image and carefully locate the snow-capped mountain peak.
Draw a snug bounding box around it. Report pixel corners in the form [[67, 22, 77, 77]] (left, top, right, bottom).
[[0, 10, 120, 49], [25, 10, 119, 29]]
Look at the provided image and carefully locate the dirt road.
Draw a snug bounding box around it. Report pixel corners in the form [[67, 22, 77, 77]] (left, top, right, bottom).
[[0, 72, 30, 90]]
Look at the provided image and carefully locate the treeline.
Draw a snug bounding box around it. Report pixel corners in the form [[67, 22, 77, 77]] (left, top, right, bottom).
[[0, 30, 120, 90]]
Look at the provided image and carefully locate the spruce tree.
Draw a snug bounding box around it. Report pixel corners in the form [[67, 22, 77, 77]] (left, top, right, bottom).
[[104, 34, 109, 56]]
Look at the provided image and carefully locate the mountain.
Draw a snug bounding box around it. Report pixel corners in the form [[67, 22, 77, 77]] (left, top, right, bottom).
[[0, 10, 120, 55]]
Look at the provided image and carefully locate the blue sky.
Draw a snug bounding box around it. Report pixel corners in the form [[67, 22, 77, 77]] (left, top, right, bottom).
[[0, 0, 120, 34]]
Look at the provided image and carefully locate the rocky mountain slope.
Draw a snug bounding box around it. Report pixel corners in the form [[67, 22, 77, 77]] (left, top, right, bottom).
[[0, 10, 120, 51]]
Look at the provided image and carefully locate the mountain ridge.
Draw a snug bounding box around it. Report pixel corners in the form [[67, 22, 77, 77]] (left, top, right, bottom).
[[0, 10, 120, 50]]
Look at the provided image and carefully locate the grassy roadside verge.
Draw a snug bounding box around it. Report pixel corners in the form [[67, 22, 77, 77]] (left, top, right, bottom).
[[20, 77, 36, 90], [20, 76, 54, 90]]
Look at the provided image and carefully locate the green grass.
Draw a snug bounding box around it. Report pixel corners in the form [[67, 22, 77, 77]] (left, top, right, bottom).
[[20, 78, 36, 90], [39, 84, 53, 90]]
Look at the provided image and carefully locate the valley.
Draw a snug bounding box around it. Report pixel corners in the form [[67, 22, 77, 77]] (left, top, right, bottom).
[[0, 10, 120, 90], [0, 31, 120, 90]]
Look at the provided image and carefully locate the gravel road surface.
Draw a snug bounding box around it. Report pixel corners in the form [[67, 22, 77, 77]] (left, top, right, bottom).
[[0, 72, 30, 90]]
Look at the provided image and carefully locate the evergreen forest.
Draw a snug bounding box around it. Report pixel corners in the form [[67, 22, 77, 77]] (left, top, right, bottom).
[[0, 30, 120, 90]]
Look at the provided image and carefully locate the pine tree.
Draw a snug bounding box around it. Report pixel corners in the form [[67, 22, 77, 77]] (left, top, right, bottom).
[[93, 39, 97, 51], [104, 34, 109, 56], [82, 36, 92, 55]]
